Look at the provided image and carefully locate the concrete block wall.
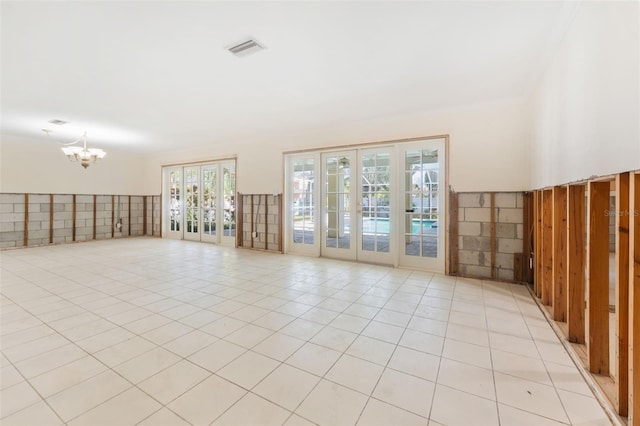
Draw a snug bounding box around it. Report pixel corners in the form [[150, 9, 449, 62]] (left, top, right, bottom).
[[0, 193, 161, 249], [456, 192, 524, 281], [240, 194, 282, 252]]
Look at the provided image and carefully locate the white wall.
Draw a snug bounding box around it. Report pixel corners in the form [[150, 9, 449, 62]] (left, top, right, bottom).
[[143, 99, 531, 194], [530, 1, 640, 188], [0, 136, 149, 195]]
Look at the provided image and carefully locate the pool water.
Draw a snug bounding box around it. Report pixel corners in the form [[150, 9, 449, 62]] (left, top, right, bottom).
[[361, 218, 436, 234]]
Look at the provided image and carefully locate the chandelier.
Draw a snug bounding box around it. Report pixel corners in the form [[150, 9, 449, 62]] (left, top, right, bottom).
[[61, 132, 106, 169]]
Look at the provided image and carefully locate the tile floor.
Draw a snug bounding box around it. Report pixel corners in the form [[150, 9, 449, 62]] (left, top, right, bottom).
[[0, 238, 611, 425]]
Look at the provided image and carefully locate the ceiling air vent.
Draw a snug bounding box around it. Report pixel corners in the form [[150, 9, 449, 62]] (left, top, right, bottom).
[[227, 39, 265, 58], [48, 119, 67, 125]]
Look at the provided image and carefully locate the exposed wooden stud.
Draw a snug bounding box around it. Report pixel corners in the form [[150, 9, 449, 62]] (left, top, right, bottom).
[[49, 194, 54, 244], [542, 189, 553, 305], [450, 192, 459, 275], [265, 195, 269, 251], [523, 192, 534, 283], [111, 195, 115, 238], [251, 194, 254, 249], [629, 173, 640, 425], [567, 185, 586, 344], [72, 194, 76, 242], [490, 192, 496, 280], [535, 190, 541, 296], [143, 196, 148, 236], [128, 195, 131, 236], [23, 193, 29, 246], [553, 186, 568, 322], [151, 196, 155, 236], [616, 173, 630, 416], [587, 181, 610, 375], [93, 195, 97, 240]]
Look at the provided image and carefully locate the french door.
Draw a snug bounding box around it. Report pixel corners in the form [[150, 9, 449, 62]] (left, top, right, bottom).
[[162, 161, 236, 245], [286, 138, 446, 272]]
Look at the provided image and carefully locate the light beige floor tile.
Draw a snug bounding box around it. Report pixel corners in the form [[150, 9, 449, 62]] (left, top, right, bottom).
[[280, 318, 324, 340], [489, 332, 538, 358], [224, 324, 273, 349], [388, 346, 440, 382], [399, 329, 444, 356], [543, 360, 593, 396], [46, 370, 131, 421], [162, 329, 218, 357], [177, 308, 223, 328], [446, 322, 489, 346], [228, 305, 271, 322], [122, 313, 173, 334], [138, 408, 190, 426], [1, 365, 25, 390], [362, 321, 404, 344], [300, 307, 340, 325], [346, 335, 396, 366], [29, 356, 106, 398], [93, 336, 156, 368], [556, 389, 610, 425], [310, 326, 358, 352], [492, 348, 553, 386], [372, 368, 434, 417], [61, 318, 117, 342], [498, 404, 567, 425], [253, 364, 320, 411], [75, 327, 136, 353], [217, 350, 279, 389], [0, 324, 56, 350], [358, 398, 428, 426], [253, 332, 306, 361], [535, 341, 574, 366], [2, 333, 70, 363], [253, 311, 296, 330], [167, 374, 246, 425], [188, 339, 247, 372], [430, 384, 499, 426], [494, 372, 569, 423], [442, 339, 492, 369], [326, 354, 384, 395], [407, 316, 447, 337], [0, 381, 43, 419], [201, 316, 248, 338], [212, 392, 291, 425], [285, 342, 342, 376], [283, 413, 316, 425], [437, 358, 495, 400], [137, 360, 210, 404], [14, 343, 86, 378], [0, 400, 64, 426], [329, 313, 370, 333], [67, 387, 161, 425], [296, 379, 368, 426], [142, 321, 195, 345], [114, 346, 181, 384]]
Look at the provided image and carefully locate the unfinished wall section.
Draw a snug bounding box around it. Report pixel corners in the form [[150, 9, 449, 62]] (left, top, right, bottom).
[[238, 193, 282, 253], [0, 192, 161, 249], [455, 192, 525, 281]]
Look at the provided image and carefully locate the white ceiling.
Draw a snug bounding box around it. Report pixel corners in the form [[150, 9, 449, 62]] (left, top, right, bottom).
[[1, 1, 575, 153]]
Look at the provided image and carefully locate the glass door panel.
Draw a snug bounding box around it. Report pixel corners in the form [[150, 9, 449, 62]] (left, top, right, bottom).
[[165, 167, 182, 239], [400, 140, 445, 270], [201, 165, 217, 243], [322, 151, 356, 260], [358, 148, 393, 264], [291, 156, 317, 247], [222, 163, 236, 244], [184, 167, 200, 241]]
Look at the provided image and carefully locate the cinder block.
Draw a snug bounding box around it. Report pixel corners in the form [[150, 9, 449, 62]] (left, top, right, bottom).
[[0, 204, 14, 213], [0, 241, 17, 248], [516, 193, 524, 208], [495, 253, 514, 269], [1, 213, 23, 222], [498, 238, 521, 254], [0, 231, 22, 242], [0, 222, 14, 232], [0, 194, 25, 204], [14, 204, 25, 213], [458, 222, 481, 236], [496, 223, 516, 239], [459, 264, 492, 279], [516, 224, 524, 240], [481, 223, 492, 237], [458, 193, 487, 208], [77, 195, 93, 204], [29, 194, 49, 203], [465, 208, 491, 222], [461, 236, 491, 251], [497, 208, 523, 224], [494, 193, 517, 208], [459, 250, 482, 266], [497, 268, 515, 282], [27, 203, 41, 213]]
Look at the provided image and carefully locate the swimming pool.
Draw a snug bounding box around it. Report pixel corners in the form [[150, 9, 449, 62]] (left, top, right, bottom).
[[361, 217, 436, 234]]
